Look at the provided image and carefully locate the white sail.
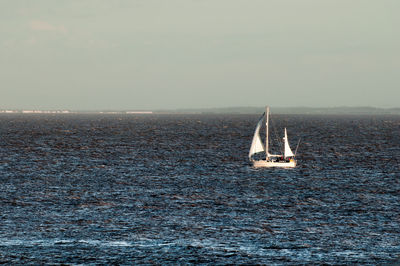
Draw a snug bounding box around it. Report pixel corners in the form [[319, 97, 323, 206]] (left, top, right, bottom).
[[249, 116, 265, 159], [283, 128, 294, 158]]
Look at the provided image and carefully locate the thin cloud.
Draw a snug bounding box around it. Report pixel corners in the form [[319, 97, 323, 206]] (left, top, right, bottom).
[[29, 20, 67, 34]]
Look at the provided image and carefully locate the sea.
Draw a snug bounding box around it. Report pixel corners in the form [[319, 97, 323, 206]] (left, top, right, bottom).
[[0, 113, 399, 264]]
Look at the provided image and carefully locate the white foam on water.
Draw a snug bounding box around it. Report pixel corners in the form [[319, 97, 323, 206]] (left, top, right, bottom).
[[333, 251, 367, 258], [0, 239, 72, 247], [106, 241, 131, 247], [0, 239, 134, 248], [78, 239, 101, 245]]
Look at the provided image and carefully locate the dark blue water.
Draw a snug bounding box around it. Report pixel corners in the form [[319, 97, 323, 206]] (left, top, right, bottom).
[[0, 114, 399, 264]]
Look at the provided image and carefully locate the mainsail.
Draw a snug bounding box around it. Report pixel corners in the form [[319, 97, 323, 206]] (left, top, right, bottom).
[[283, 128, 294, 158], [248, 116, 265, 159]]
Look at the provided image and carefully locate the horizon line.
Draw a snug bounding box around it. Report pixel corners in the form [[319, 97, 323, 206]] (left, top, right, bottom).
[[0, 105, 399, 111], [0, 106, 399, 115]]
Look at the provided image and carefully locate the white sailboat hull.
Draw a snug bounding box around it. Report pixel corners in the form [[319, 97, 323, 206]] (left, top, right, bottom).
[[252, 160, 296, 168]]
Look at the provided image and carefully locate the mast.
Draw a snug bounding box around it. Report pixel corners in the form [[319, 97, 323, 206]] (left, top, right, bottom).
[[266, 106, 269, 160]]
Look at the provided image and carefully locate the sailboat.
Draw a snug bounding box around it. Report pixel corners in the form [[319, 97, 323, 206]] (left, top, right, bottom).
[[249, 106, 297, 168]]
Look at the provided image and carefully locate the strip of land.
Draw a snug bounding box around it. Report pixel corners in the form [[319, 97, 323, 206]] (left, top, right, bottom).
[[1, 107, 399, 115]]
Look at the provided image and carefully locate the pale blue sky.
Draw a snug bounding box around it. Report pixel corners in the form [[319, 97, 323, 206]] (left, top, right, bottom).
[[1, 0, 399, 110]]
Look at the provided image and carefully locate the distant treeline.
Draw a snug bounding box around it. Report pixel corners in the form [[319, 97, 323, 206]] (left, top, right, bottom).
[[2, 107, 399, 115], [160, 106, 400, 115]]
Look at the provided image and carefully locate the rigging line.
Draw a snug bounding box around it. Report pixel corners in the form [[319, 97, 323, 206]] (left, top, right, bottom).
[[258, 112, 265, 148], [258, 112, 265, 122], [258, 111, 265, 136], [294, 138, 301, 157], [270, 113, 283, 155]]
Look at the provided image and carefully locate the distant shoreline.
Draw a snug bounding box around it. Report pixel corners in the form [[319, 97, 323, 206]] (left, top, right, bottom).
[[158, 106, 400, 115], [1, 107, 399, 115]]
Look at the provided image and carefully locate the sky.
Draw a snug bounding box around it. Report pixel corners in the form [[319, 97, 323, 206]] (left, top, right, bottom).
[[1, 0, 399, 110]]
